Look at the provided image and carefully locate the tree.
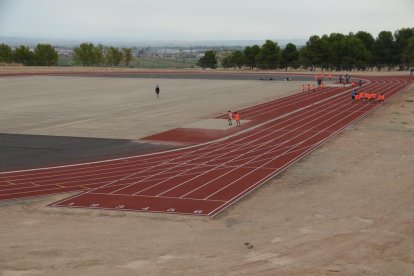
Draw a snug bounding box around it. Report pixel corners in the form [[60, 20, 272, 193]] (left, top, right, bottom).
[[280, 43, 299, 69], [354, 31, 375, 69], [13, 45, 34, 65], [231, 50, 244, 69], [221, 54, 233, 69], [93, 44, 104, 65], [105, 47, 123, 66], [243, 45, 260, 69], [394, 28, 414, 69], [373, 31, 397, 70], [326, 33, 346, 70], [197, 50, 217, 69], [0, 44, 12, 63], [33, 44, 58, 66], [355, 31, 375, 52], [402, 36, 414, 68], [255, 40, 281, 69], [73, 43, 104, 66], [122, 48, 132, 66], [300, 35, 326, 70], [341, 36, 370, 70]]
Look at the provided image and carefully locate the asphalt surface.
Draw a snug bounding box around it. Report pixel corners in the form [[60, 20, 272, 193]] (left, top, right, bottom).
[[0, 133, 178, 172]]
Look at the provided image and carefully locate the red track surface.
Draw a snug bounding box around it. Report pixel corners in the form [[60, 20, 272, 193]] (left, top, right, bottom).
[[0, 75, 412, 216]]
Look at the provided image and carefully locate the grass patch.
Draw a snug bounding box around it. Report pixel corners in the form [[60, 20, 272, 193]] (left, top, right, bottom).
[[391, 112, 400, 115], [400, 121, 409, 125], [405, 99, 414, 102]]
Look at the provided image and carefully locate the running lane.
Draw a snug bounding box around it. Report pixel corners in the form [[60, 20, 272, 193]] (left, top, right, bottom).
[[0, 76, 411, 216]]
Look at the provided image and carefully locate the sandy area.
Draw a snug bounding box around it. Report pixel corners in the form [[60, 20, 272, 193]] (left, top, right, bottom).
[[0, 71, 413, 276], [0, 76, 306, 139]]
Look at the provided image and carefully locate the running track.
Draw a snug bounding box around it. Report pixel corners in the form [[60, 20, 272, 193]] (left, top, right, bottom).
[[0, 75, 412, 216]]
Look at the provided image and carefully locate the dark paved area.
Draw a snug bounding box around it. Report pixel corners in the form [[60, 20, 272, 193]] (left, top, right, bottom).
[[0, 133, 179, 172]]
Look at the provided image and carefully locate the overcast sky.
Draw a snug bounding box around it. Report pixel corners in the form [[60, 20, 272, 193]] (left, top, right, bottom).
[[0, 0, 413, 42]]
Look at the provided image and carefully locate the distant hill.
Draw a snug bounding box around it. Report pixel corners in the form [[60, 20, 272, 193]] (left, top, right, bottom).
[[0, 36, 307, 48]]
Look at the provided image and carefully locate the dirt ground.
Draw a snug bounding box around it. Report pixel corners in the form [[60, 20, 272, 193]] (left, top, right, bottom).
[[0, 70, 413, 276], [0, 75, 309, 139]]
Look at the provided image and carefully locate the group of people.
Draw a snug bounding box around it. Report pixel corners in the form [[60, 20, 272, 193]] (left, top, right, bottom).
[[351, 89, 385, 103], [227, 110, 241, 126], [302, 83, 325, 92], [339, 73, 351, 84]]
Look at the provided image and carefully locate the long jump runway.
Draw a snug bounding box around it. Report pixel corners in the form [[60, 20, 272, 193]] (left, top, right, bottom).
[[0, 75, 411, 216]]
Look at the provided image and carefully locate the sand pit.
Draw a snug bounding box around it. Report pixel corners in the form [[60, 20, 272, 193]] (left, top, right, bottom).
[[0, 71, 413, 275]]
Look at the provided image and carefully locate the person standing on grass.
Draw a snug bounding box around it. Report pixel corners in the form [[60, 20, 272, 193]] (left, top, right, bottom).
[[234, 112, 241, 126], [155, 85, 160, 98], [227, 110, 233, 126]]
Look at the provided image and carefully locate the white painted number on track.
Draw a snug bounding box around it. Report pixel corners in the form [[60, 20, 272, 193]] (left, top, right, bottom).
[[142, 207, 150, 210], [68, 202, 75, 206], [116, 205, 125, 209], [193, 210, 203, 214], [90, 203, 100, 207], [167, 208, 175, 212]]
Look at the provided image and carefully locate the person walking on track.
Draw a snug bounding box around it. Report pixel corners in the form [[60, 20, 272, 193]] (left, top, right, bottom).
[[227, 110, 233, 126], [234, 112, 241, 126]]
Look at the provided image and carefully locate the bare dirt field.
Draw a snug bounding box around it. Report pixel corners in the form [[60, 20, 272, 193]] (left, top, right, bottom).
[[0, 69, 413, 276]]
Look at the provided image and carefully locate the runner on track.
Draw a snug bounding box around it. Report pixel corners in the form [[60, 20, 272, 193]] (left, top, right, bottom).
[[370, 92, 377, 102], [355, 92, 361, 102], [351, 89, 356, 101], [364, 91, 371, 102], [234, 112, 241, 126]]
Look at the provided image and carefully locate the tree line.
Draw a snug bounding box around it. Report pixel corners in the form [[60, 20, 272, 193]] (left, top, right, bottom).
[[198, 28, 414, 71], [1, 27, 413, 70], [0, 42, 133, 67], [0, 44, 58, 66], [72, 43, 132, 66]]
